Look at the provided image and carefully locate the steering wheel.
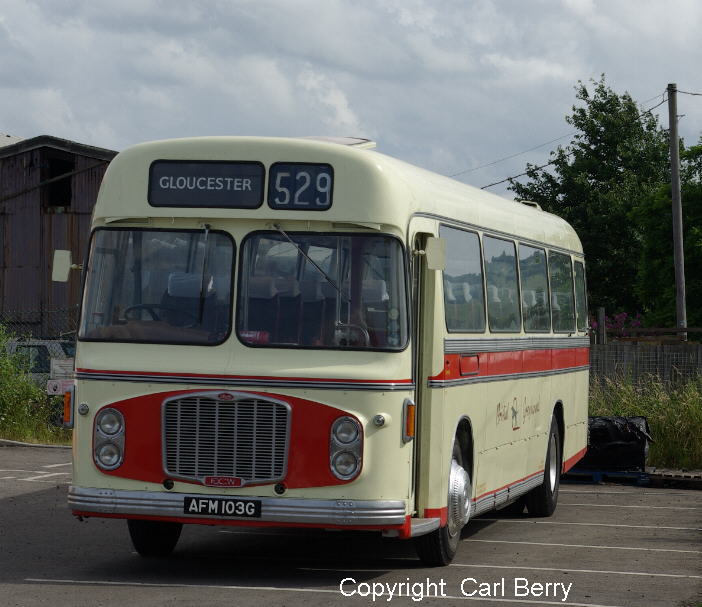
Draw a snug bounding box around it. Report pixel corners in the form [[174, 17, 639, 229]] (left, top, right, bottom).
[[124, 304, 198, 325], [334, 323, 371, 347]]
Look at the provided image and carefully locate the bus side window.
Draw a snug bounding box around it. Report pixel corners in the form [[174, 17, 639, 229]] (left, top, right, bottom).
[[549, 251, 576, 332], [574, 261, 588, 332], [484, 236, 521, 332], [518, 244, 550, 332], [439, 226, 485, 333]]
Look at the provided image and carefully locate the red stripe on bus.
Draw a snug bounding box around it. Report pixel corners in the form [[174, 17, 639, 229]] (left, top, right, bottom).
[[423, 507, 448, 526], [562, 447, 587, 473], [430, 347, 590, 381], [474, 469, 544, 501], [423, 468, 544, 521], [77, 368, 412, 385]]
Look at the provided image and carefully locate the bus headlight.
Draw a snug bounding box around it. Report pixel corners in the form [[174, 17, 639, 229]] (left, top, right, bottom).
[[329, 416, 362, 480], [96, 409, 123, 436], [332, 417, 360, 444], [332, 451, 359, 478], [94, 407, 125, 471], [96, 442, 122, 469]]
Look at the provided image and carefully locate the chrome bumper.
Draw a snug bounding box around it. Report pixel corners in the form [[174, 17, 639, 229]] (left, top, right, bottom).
[[68, 486, 407, 527]]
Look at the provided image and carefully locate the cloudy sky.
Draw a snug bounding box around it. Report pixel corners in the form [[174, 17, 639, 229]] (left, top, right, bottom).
[[1, 0, 700, 197]]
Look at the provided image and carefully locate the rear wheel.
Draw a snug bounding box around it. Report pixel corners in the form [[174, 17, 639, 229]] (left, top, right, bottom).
[[415, 441, 470, 566], [127, 519, 182, 557], [497, 496, 525, 516], [525, 415, 561, 517]]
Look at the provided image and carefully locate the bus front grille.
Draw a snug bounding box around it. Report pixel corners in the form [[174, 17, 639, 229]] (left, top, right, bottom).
[[163, 395, 290, 485]]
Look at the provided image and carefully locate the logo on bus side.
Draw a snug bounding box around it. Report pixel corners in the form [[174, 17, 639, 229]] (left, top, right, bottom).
[[496, 397, 541, 431]]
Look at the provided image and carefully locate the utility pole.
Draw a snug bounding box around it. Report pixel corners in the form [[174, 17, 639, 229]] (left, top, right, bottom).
[[667, 83, 687, 341]]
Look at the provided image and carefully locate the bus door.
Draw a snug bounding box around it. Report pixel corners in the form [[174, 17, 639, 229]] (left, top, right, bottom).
[[409, 225, 446, 518]]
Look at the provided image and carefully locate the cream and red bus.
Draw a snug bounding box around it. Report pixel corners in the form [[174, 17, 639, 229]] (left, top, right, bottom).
[[57, 136, 588, 566]]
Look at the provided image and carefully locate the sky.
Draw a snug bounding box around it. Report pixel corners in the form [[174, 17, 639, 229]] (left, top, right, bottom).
[[1, 0, 701, 197]]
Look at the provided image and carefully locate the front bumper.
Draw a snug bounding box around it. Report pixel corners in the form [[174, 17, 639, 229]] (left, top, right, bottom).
[[68, 485, 407, 527]]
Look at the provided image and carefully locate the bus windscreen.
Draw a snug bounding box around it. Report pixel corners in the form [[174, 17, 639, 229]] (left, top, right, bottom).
[[237, 232, 408, 350], [79, 228, 234, 345]]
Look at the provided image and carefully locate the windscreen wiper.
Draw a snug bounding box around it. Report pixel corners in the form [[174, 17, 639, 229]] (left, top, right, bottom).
[[198, 223, 211, 323], [272, 224, 347, 302]]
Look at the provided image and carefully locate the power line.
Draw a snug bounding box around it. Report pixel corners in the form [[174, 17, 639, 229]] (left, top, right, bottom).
[[480, 94, 669, 190], [449, 92, 667, 180], [678, 89, 702, 96], [449, 132, 576, 178]]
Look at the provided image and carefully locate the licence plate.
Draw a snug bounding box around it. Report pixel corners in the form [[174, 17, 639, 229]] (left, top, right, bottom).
[[184, 496, 262, 518]]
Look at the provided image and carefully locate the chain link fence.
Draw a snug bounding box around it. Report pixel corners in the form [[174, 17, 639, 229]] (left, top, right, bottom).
[[590, 343, 702, 385], [1, 308, 700, 385], [0, 307, 79, 341]]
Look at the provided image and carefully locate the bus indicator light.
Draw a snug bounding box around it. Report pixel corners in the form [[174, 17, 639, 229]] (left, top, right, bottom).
[[402, 399, 416, 443], [62, 387, 75, 429]]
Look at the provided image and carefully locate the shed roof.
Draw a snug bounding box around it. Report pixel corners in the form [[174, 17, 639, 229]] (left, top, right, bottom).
[[0, 134, 116, 160]]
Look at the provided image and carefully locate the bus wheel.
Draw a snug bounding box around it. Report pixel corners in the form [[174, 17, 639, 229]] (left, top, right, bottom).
[[414, 441, 470, 567], [127, 519, 182, 557], [525, 415, 561, 517]]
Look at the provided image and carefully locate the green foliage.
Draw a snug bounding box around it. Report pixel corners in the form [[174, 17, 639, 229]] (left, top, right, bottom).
[[632, 180, 702, 327], [0, 325, 71, 444], [509, 75, 670, 315], [590, 376, 702, 469]]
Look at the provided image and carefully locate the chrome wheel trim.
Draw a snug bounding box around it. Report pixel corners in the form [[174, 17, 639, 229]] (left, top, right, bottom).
[[447, 459, 471, 537], [548, 432, 558, 493]]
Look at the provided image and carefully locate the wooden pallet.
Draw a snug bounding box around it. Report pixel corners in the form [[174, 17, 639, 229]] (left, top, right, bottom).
[[562, 468, 649, 486], [646, 468, 702, 487]]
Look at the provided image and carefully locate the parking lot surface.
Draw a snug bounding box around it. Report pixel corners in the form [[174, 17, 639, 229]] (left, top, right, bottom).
[[0, 445, 700, 606]]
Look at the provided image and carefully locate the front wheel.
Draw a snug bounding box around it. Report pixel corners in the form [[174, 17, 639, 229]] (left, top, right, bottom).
[[525, 415, 561, 517], [127, 519, 182, 557], [415, 441, 470, 566]]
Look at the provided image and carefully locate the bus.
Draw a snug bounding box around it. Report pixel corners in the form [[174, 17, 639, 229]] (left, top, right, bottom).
[[56, 136, 588, 566]]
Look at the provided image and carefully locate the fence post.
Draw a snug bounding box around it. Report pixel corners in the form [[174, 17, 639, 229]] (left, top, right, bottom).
[[597, 307, 607, 345]]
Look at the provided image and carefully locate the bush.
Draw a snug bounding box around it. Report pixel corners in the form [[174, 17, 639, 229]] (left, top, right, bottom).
[[0, 325, 71, 444], [590, 375, 702, 469]]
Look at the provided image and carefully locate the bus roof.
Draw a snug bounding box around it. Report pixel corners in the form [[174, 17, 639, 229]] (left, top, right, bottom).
[[94, 136, 583, 255]]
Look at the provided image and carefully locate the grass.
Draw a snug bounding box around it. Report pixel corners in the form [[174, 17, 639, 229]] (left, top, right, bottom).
[[590, 375, 702, 469], [0, 325, 72, 445]]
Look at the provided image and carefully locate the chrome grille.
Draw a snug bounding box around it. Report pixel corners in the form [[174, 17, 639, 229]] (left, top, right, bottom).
[[163, 395, 290, 484]]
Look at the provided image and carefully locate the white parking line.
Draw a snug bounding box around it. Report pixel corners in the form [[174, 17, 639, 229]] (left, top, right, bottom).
[[24, 578, 626, 607], [43, 462, 72, 468], [463, 539, 702, 554], [0, 469, 44, 473], [561, 490, 693, 496], [561, 503, 700, 510], [451, 563, 702, 580], [0, 476, 16, 480], [19, 472, 70, 481], [480, 518, 701, 531]]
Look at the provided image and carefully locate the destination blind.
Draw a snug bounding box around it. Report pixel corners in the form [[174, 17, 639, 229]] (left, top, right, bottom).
[[148, 160, 265, 208]]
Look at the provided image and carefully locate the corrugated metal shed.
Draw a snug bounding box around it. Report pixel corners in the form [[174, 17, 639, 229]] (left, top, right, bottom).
[[0, 135, 116, 337]]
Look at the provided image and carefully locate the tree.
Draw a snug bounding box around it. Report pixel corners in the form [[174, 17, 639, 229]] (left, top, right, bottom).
[[509, 76, 669, 314], [632, 145, 702, 327]]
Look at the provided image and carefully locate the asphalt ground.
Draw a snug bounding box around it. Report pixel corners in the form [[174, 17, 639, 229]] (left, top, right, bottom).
[[0, 445, 700, 607]]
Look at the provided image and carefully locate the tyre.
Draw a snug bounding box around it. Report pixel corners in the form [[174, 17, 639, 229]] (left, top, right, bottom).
[[127, 519, 182, 557], [525, 414, 561, 517], [497, 496, 525, 516], [415, 441, 470, 567]]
